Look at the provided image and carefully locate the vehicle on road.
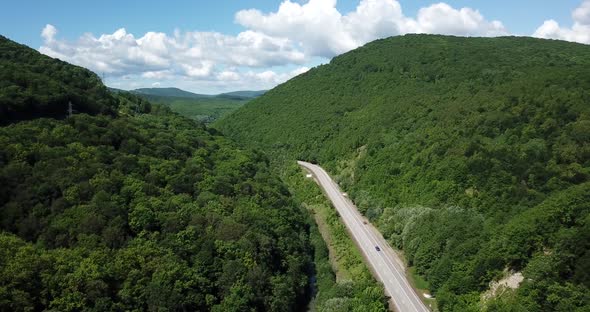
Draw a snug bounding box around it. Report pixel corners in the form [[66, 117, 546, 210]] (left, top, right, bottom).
[[375, 246, 381, 251]]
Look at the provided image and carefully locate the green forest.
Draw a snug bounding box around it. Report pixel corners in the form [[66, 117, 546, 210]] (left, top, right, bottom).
[[0, 35, 319, 311], [217, 35, 590, 311]]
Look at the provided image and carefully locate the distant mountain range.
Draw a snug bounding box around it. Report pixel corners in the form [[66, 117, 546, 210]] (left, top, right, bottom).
[[109, 87, 266, 100], [133, 87, 211, 99], [107, 87, 265, 123], [217, 90, 267, 100]]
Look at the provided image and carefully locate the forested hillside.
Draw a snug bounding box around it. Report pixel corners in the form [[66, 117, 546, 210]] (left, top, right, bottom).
[[217, 35, 590, 311], [0, 35, 116, 124], [0, 36, 313, 311]]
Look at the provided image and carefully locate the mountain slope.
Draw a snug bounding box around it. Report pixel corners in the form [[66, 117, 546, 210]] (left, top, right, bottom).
[[0, 36, 312, 311], [0, 35, 117, 124], [217, 35, 590, 311]]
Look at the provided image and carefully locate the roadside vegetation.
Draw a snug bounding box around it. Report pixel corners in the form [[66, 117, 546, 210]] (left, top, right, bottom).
[[282, 163, 388, 312]]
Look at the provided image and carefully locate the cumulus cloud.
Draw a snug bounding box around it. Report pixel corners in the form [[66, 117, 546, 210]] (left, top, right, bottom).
[[217, 70, 241, 81], [40, 26, 305, 79], [141, 70, 173, 79], [41, 24, 57, 42], [533, 0, 590, 44], [574, 0, 590, 24], [215, 66, 309, 86], [415, 3, 507, 36], [236, 0, 507, 58]]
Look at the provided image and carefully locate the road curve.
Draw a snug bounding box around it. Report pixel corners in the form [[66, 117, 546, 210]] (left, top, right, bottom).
[[298, 161, 430, 312]]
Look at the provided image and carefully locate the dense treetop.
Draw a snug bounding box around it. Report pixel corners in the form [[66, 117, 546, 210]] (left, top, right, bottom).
[[217, 34, 590, 311]]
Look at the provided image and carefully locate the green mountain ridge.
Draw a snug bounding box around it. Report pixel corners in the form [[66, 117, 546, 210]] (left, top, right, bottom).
[[0, 35, 117, 124], [0, 35, 313, 311], [217, 34, 590, 311]]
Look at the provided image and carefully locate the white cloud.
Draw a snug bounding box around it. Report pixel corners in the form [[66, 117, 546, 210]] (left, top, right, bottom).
[[573, 0, 590, 24], [533, 0, 590, 44], [141, 70, 173, 79], [217, 70, 241, 81], [415, 3, 507, 36], [236, 0, 357, 57], [181, 61, 214, 78], [40, 25, 306, 79], [40, 28, 173, 75], [215, 66, 309, 86], [235, 0, 507, 58], [41, 24, 57, 42], [39, 24, 312, 93]]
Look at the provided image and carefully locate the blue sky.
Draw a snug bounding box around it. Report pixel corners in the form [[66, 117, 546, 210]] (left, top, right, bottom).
[[1, 0, 588, 93]]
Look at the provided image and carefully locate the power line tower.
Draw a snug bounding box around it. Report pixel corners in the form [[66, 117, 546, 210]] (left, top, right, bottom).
[[67, 101, 75, 118]]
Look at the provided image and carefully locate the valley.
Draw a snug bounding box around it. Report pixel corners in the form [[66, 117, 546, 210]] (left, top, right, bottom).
[[1, 4, 590, 310], [111, 87, 265, 123]]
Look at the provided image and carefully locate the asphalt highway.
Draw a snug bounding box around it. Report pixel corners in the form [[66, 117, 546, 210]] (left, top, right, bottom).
[[298, 161, 430, 312]]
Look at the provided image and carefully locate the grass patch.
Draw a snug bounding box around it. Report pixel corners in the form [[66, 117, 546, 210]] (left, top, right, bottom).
[[408, 266, 430, 290], [408, 267, 438, 311]]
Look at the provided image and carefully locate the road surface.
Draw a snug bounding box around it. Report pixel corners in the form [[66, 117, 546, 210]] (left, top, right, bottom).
[[298, 161, 430, 312]]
